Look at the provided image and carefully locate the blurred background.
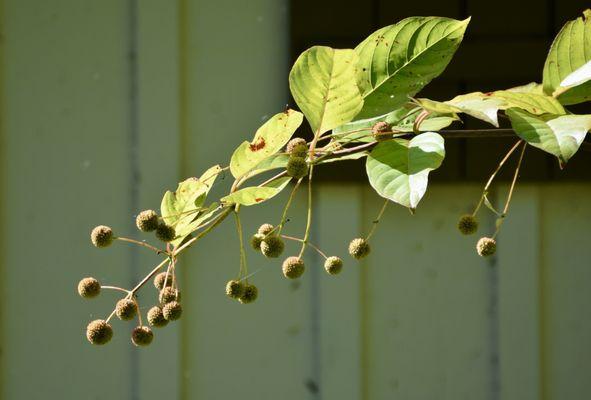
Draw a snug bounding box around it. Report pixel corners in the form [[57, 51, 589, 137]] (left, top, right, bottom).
[[1, 0, 590, 399]]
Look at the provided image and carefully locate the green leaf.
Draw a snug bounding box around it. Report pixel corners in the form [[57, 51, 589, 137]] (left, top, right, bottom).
[[171, 202, 220, 246], [543, 9, 591, 104], [445, 92, 506, 127], [289, 46, 363, 134], [560, 60, 591, 88], [355, 16, 470, 119], [221, 177, 292, 206], [318, 151, 369, 164], [365, 132, 445, 209], [506, 82, 545, 94], [507, 108, 591, 166], [241, 153, 290, 181], [230, 110, 303, 179], [160, 165, 222, 226], [491, 90, 565, 115]]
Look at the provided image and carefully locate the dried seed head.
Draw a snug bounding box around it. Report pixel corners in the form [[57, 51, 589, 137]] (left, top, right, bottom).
[[372, 121, 393, 142], [257, 223, 275, 235], [250, 233, 265, 251], [131, 326, 154, 346], [115, 298, 138, 321], [86, 319, 113, 345], [78, 277, 101, 298], [136, 210, 159, 232], [458, 214, 478, 235], [286, 156, 308, 179], [155, 223, 176, 243], [91, 225, 113, 248], [225, 279, 245, 299], [476, 237, 497, 257], [324, 256, 343, 275], [348, 238, 371, 260], [238, 284, 258, 304], [282, 256, 305, 279], [162, 301, 183, 321], [153, 272, 174, 290], [260, 235, 285, 258], [286, 138, 308, 157], [159, 287, 181, 304], [147, 306, 169, 328]]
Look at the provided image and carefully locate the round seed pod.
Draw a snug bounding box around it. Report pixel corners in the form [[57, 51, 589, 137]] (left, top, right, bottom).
[[159, 287, 181, 304], [282, 256, 305, 279], [372, 121, 393, 142], [91, 225, 113, 248], [476, 237, 497, 257], [324, 256, 343, 275], [286, 138, 308, 157], [162, 301, 183, 321], [136, 210, 159, 232], [86, 319, 113, 345], [153, 272, 174, 290], [238, 284, 258, 304], [147, 306, 169, 328], [286, 157, 308, 179], [250, 233, 265, 251], [225, 279, 245, 299], [131, 326, 154, 346], [115, 298, 137, 321], [78, 277, 101, 298], [348, 238, 371, 260], [257, 223, 275, 235], [260, 235, 285, 258], [155, 223, 176, 243], [457, 214, 478, 235]]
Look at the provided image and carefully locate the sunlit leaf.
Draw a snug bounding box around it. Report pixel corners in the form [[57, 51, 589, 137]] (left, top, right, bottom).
[[491, 90, 565, 115], [221, 177, 292, 206]]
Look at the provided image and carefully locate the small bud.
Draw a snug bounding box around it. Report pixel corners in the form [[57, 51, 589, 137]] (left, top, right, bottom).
[[260, 235, 285, 258], [372, 121, 393, 142], [324, 256, 343, 275], [226, 279, 245, 299], [282, 256, 305, 279], [155, 223, 176, 242], [286, 156, 308, 179], [162, 301, 183, 321], [257, 223, 275, 235], [153, 272, 173, 290], [159, 287, 181, 304], [131, 326, 154, 346], [348, 238, 371, 260], [250, 233, 265, 251], [86, 319, 113, 345], [238, 284, 258, 304], [458, 214, 478, 235], [476, 237, 497, 257], [147, 306, 169, 328], [136, 210, 159, 232], [286, 138, 308, 157], [90, 225, 113, 248], [77, 277, 101, 298], [115, 298, 137, 321]]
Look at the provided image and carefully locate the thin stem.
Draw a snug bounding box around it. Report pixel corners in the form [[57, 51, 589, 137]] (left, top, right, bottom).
[[101, 285, 131, 295], [298, 164, 314, 258], [133, 297, 143, 326], [116, 237, 169, 256], [173, 207, 233, 255], [281, 234, 327, 259], [234, 210, 248, 279], [130, 258, 171, 295], [278, 177, 303, 234], [366, 199, 389, 240]]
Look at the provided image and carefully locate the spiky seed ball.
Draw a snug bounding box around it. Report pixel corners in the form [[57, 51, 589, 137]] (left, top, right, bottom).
[[257, 223, 275, 235], [155, 223, 176, 242], [131, 326, 154, 346], [162, 301, 183, 321], [159, 287, 181, 304], [250, 233, 265, 250], [476, 237, 497, 257], [348, 238, 371, 260], [238, 284, 258, 304], [286, 156, 308, 179], [226, 279, 245, 299], [153, 272, 173, 290], [286, 138, 308, 157], [282, 256, 305, 279], [86, 319, 113, 345], [136, 210, 159, 232], [147, 306, 169, 328], [91, 225, 113, 248], [458, 214, 479, 235], [372, 121, 393, 142], [324, 256, 343, 275], [115, 298, 137, 321], [78, 277, 101, 298], [260, 235, 285, 258]]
